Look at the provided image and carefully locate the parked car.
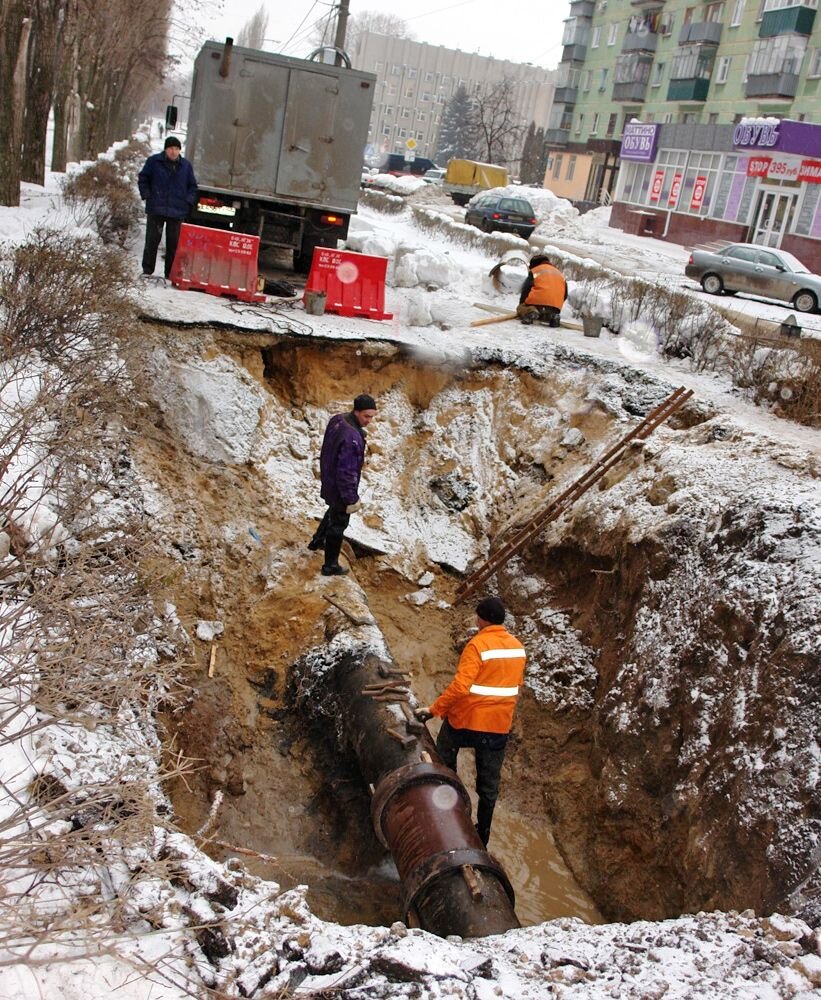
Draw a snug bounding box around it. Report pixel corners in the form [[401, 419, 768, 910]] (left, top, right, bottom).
[[685, 243, 821, 313], [464, 194, 537, 238], [422, 167, 446, 185], [375, 153, 436, 177]]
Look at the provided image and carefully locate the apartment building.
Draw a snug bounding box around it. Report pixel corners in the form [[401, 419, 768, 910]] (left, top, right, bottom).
[[546, 0, 821, 268], [353, 32, 555, 167]]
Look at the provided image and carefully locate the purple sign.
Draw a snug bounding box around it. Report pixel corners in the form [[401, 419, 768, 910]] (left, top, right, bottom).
[[620, 122, 660, 163], [733, 119, 821, 158]]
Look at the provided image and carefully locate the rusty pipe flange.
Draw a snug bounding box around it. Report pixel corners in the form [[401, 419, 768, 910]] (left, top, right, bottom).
[[370, 761, 471, 847], [401, 847, 516, 922]]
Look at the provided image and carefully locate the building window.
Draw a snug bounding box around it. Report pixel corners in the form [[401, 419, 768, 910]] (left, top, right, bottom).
[[592, 25, 602, 47], [582, 70, 592, 91], [716, 56, 732, 83], [405, 87, 415, 98], [671, 44, 717, 80], [391, 64, 400, 75], [398, 129, 406, 138], [599, 67, 609, 90], [709, 112, 719, 123], [730, 0, 746, 24], [408, 67, 417, 79], [387, 85, 396, 96], [608, 22, 619, 45], [422, 92, 432, 102], [567, 156, 577, 182], [385, 106, 394, 116], [591, 112, 600, 134], [681, 112, 699, 124], [576, 113, 584, 134], [553, 154, 563, 178], [651, 62, 665, 86], [417, 112, 427, 122], [425, 71, 434, 82], [705, 1, 725, 22], [809, 48, 821, 77], [382, 126, 391, 136], [400, 108, 410, 119], [606, 113, 618, 136]]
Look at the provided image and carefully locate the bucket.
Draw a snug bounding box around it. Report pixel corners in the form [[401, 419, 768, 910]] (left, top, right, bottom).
[[304, 289, 327, 316], [582, 315, 604, 338]]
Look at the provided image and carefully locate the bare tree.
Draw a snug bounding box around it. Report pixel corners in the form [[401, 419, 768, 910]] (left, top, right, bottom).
[[0, 1, 34, 206], [236, 4, 269, 49], [471, 78, 525, 167], [309, 9, 415, 57], [22, 0, 70, 185]]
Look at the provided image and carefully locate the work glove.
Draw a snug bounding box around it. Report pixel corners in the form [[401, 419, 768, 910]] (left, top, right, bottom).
[[413, 707, 433, 723], [345, 501, 362, 514]]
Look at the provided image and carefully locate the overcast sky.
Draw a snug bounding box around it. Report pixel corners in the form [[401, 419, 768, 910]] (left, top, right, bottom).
[[200, 0, 568, 70]]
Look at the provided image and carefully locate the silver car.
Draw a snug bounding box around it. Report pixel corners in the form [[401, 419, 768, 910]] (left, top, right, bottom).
[[685, 243, 821, 314]]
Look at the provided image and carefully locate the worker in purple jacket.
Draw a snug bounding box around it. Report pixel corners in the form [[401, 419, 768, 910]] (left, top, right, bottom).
[[308, 394, 377, 576]]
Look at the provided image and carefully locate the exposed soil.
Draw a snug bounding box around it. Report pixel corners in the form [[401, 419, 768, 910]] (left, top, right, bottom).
[[132, 321, 820, 930]]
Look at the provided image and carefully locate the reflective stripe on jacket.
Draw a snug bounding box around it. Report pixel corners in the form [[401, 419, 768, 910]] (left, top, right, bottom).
[[524, 262, 567, 309], [430, 624, 526, 734]]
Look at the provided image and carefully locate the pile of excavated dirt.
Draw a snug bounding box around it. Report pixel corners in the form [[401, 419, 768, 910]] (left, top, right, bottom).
[[132, 318, 820, 933]]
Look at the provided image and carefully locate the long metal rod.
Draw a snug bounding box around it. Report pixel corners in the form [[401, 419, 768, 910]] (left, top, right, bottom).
[[456, 387, 693, 603]]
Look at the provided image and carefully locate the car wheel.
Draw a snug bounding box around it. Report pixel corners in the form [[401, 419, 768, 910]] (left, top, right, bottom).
[[701, 273, 724, 295], [481, 218, 493, 233], [793, 290, 818, 314]]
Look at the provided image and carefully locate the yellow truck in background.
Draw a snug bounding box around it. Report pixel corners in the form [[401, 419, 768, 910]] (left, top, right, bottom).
[[443, 159, 509, 206]]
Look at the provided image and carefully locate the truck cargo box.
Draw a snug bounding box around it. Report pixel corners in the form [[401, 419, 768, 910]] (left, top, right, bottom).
[[186, 41, 376, 214], [443, 159, 509, 206]]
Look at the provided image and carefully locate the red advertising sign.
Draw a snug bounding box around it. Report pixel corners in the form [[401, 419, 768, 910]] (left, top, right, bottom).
[[649, 170, 664, 203], [747, 155, 772, 178], [690, 175, 707, 212], [668, 172, 682, 207], [798, 159, 821, 184]]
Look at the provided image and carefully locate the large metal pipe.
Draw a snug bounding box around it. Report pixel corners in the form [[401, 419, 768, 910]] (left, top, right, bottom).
[[294, 630, 519, 938]]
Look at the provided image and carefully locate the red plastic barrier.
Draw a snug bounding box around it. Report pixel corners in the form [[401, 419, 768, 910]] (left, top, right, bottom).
[[304, 248, 393, 321], [169, 224, 265, 302]]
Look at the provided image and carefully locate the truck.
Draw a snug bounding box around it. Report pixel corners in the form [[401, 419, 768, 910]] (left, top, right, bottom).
[[175, 39, 376, 272], [443, 159, 509, 207]]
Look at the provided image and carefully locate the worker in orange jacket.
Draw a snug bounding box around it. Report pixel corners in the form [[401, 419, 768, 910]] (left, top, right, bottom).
[[517, 253, 567, 327], [424, 596, 526, 847]]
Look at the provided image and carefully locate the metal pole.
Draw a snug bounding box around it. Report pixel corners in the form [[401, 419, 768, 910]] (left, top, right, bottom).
[[334, 0, 350, 65]]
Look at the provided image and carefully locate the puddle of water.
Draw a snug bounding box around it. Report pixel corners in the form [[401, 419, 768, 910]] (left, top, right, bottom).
[[491, 807, 602, 926]]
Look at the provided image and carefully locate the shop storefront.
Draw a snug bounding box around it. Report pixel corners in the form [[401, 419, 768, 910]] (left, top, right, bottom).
[[610, 119, 821, 272]]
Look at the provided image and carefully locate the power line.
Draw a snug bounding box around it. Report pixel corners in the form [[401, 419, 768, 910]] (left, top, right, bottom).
[[279, 0, 322, 53], [404, 0, 476, 23]]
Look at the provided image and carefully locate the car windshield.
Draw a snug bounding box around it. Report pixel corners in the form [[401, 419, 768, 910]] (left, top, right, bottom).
[[499, 199, 534, 215]]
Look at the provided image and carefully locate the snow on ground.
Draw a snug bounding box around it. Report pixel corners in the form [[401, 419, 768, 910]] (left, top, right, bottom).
[[0, 140, 819, 998]]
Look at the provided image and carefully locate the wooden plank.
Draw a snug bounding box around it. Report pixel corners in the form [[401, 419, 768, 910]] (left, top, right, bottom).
[[470, 311, 519, 328]]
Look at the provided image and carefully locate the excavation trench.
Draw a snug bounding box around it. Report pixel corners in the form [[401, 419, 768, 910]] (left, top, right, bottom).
[[137, 324, 818, 931]]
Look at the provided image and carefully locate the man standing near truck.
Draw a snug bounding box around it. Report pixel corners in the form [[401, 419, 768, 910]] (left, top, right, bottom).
[[138, 136, 198, 279]]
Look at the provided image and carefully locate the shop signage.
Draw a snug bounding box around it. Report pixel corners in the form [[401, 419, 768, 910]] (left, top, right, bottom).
[[668, 172, 682, 206], [766, 156, 801, 182], [733, 120, 780, 149], [798, 159, 821, 184], [747, 156, 772, 178], [650, 169, 664, 202], [690, 175, 707, 212], [620, 122, 661, 163]]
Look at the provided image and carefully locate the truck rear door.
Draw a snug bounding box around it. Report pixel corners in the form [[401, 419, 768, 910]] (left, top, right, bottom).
[[277, 68, 363, 209], [227, 56, 289, 194]]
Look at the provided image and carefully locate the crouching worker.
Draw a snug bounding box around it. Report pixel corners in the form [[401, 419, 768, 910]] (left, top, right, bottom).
[[308, 394, 377, 577], [517, 253, 567, 327], [423, 597, 526, 847]]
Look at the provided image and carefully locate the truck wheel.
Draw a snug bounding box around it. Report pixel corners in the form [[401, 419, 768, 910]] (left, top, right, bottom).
[[294, 247, 313, 274]]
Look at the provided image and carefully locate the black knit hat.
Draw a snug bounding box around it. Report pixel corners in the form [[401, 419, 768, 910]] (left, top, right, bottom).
[[353, 393, 377, 412], [164, 136, 182, 149], [476, 596, 505, 625]]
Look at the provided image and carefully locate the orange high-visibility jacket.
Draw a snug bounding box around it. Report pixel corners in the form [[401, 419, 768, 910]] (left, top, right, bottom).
[[525, 262, 567, 309], [430, 625, 526, 734]]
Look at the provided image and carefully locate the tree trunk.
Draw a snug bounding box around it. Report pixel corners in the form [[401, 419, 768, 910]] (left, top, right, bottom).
[[0, 6, 33, 206]]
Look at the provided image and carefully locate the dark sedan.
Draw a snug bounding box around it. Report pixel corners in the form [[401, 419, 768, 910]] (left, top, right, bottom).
[[685, 242, 821, 313], [464, 194, 537, 239]]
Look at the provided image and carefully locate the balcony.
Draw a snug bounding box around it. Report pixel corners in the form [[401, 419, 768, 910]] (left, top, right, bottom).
[[631, 0, 666, 5], [759, 5, 816, 35], [555, 86, 579, 104], [545, 128, 570, 146], [678, 20, 723, 44], [562, 43, 589, 62], [667, 77, 710, 100], [569, 0, 595, 15], [745, 70, 799, 97], [613, 80, 649, 101], [623, 29, 659, 51]]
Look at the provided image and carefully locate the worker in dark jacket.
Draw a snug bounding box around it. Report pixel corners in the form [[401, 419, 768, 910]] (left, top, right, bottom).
[[308, 393, 377, 577], [517, 254, 567, 327], [138, 136, 198, 278], [422, 596, 526, 847]]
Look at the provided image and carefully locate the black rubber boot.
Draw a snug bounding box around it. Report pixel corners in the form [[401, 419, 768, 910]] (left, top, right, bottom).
[[321, 564, 349, 576]]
